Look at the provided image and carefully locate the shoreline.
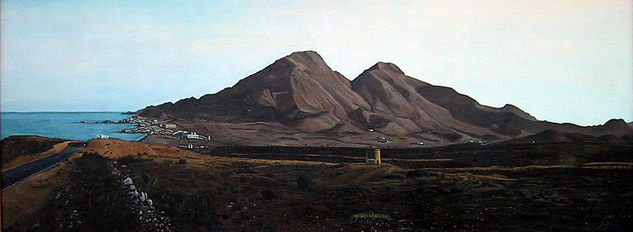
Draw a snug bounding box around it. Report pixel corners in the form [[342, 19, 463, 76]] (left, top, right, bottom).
[[1, 112, 145, 141], [136, 133, 149, 142]]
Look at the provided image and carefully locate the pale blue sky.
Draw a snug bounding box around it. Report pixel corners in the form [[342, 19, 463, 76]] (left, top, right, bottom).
[[1, 0, 631, 126]]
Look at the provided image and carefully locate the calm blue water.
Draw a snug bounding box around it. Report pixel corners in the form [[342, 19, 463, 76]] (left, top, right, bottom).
[[1, 112, 145, 141]]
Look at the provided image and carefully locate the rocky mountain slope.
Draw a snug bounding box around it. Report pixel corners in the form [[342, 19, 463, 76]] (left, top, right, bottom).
[[137, 51, 632, 145]]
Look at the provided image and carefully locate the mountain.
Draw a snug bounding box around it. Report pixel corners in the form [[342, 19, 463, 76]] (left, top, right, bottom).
[[138, 51, 632, 146], [413, 82, 536, 137], [349, 62, 499, 139], [142, 51, 369, 132], [503, 129, 630, 145]]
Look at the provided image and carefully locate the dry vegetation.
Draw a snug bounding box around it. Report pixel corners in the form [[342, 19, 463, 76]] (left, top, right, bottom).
[[82, 138, 203, 159], [2, 138, 633, 231], [1, 152, 81, 229]]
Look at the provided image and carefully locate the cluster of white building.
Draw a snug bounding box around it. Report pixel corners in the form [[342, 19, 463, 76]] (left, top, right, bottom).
[[172, 130, 210, 140], [177, 144, 207, 149]]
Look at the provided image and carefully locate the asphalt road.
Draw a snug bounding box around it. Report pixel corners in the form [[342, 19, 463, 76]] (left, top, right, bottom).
[[2, 146, 78, 190]]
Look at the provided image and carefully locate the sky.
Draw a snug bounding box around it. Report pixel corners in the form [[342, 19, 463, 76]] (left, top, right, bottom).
[[1, 0, 631, 126]]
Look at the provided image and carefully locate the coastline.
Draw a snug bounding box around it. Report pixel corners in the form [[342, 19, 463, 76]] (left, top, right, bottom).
[[136, 134, 149, 142], [1, 112, 145, 141]]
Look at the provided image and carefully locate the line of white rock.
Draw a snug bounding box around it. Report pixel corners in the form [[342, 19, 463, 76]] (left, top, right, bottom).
[[114, 166, 172, 232]]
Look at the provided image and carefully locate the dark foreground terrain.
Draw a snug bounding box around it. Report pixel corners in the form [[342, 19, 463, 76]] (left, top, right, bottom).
[[2, 138, 632, 231]]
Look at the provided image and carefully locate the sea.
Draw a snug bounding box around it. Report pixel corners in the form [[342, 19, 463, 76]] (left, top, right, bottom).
[[0, 112, 145, 141]]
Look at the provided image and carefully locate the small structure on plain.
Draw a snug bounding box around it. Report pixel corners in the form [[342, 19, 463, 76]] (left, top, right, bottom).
[[365, 148, 381, 164]]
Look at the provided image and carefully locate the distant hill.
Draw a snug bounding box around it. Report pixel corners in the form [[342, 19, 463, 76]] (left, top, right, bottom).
[[137, 51, 633, 146], [502, 129, 631, 145]]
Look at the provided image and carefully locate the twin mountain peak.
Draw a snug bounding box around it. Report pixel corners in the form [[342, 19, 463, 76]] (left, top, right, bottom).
[[139, 51, 632, 143]]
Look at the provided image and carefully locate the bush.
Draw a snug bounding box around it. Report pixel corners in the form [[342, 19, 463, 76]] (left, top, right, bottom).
[[406, 170, 422, 177], [119, 155, 140, 164], [35, 153, 139, 231], [296, 174, 313, 189], [261, 189, 276, 200]]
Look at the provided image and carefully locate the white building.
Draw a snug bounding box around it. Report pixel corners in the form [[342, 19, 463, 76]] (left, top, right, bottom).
[[96, 134, 110, 139], [160, 123, 177, 129]]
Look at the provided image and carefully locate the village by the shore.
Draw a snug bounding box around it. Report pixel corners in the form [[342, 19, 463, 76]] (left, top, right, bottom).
[[115, 116, 211, 146]]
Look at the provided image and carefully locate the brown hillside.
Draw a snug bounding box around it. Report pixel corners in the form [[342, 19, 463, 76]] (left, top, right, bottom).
[[350, 62, 499, 138], [137, 50, 631, 145], [141, 51, 370, 133], [83, 138, 202, 159]]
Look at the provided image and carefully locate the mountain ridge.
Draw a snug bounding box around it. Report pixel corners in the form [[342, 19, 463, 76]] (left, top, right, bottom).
[[137, 51, 632, 146]]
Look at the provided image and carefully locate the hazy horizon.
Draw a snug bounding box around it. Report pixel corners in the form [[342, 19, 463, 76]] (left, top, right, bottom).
[[2, 0, 632, 126]]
